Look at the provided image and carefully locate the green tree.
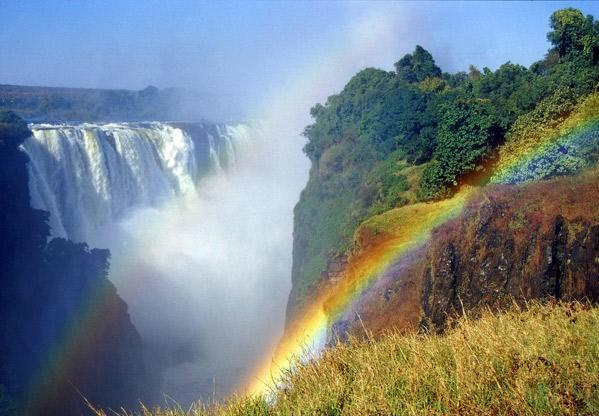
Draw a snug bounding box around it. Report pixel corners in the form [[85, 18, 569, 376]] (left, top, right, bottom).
[[471, 62, 538, 128], [0, 110, 31, 148], [395, 45, 442, 83], [419, 100, 503, 199], [548, 8, 599, 61]]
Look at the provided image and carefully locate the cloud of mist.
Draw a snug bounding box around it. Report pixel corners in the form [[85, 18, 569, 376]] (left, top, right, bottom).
[[90, 120, 306, 403], [86, 4, 441, 406]]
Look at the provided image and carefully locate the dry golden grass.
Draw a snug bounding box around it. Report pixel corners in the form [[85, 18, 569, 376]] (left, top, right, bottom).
[[95, 301, 598, 416]]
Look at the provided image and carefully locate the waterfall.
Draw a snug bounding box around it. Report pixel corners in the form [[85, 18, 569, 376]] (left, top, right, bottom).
[[21, 122, 252, 242], [19, 118, 306, 404]]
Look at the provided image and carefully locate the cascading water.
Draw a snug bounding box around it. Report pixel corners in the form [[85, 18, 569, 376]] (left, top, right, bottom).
[[22, 122, 248, 242], [19, 120, 302, 405]]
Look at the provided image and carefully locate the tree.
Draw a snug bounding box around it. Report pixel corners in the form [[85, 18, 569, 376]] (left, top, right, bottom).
[[0, 110, 31, 148], [470, 62, 538, 128], [547, 8, 599, 62], [468, 65, 482, 81], [395, 45, 442, 83], [419, 100, 503, 199]]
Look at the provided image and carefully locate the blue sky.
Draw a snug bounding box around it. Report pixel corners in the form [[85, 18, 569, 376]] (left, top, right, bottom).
[[2, 1, 599, 113]]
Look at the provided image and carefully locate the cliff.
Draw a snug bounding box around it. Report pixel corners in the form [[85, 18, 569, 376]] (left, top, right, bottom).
[[288, 8, 599, 339], [332, 171, 598, 338], [0, 111, 155, 415], [421, 173, 598, 328]]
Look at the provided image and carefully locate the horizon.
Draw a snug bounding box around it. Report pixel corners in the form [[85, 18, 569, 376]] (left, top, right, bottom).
[[3, 1, 599, 119]]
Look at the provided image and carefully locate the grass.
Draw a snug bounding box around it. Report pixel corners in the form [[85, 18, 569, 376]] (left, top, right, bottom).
[[290, 154, 424, 313], [95, 301, 598, 415]]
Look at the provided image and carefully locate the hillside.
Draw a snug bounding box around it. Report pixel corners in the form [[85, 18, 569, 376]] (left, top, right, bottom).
[[288, 7, 599, 322], [95, 302, 599, 415], [263, 302, 599, 415], [0, 84, 240, 122], [336, 170, 598, 338]]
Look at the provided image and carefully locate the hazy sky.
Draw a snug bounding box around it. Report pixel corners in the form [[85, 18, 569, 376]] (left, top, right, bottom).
[[2, 1, 599, 112]]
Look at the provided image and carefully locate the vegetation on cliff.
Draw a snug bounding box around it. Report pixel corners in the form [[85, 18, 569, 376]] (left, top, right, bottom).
[[289, 7, 599, 314], [0, 84, 174, 122], [491, 90, 599, 184], [339, 169, 598, 339], [0, 84, 239, 122]]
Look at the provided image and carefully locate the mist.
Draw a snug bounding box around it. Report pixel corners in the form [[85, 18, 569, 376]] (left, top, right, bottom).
[[82, 119, 304, 402], [82, 6, 433, 404]]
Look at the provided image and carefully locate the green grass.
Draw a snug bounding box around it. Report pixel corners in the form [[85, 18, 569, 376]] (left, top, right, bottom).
[[96, 301, 599, 415], [291, 152, 422, 310]]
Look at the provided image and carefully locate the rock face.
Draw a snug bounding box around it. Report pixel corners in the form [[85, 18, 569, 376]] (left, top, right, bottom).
[[421, 177, 599, 329], [334, 244, 427, 340], [324, 255, 349, 284], [330, 172, 598, 338], [0, 111, 156, 415]]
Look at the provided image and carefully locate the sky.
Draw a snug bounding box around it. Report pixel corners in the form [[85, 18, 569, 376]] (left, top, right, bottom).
[[2, 1, 599, 115]]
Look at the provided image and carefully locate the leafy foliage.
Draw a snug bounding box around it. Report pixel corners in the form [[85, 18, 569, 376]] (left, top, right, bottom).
[[395, 45, 443, 84], [0, 110, 31, 146], [0, 84, 178, 122], [290, 8, 599, 310], [418, 100, 503, 199], [548, 8, 599, 62], [492, 90, 599, 184], [291, 62, 445, 306], [470, 63, 537, 128]]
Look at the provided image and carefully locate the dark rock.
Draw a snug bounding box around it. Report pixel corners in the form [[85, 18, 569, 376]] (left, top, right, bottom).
[[420, 177, 599, 331], [0, 112, 156, 415]]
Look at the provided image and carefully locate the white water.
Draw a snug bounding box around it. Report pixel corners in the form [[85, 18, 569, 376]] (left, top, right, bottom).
[[22, 122, 245, 242], [20, 121, 304, 403]]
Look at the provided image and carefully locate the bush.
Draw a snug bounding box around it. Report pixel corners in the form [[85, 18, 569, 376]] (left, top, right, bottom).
[[418, 100, 503, 200], [0, 110, 31, 148], [492, 90, 599, 184]]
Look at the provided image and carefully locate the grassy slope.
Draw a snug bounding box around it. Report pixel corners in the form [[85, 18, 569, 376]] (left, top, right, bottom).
[[291, 150, 425, 309], [97, 302, 598, 415]]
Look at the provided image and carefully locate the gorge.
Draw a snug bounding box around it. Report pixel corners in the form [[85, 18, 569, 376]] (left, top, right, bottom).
[[6, 119, 308, 410], [1, 4, 598, 415]]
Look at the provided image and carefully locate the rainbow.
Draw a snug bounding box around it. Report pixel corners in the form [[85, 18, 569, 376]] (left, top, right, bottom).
[[23, 273, 127, 414], [491, 93, 599, 184], [23, 196, 201, 411], [23, 71, 598, 408], [244, 189, 472, 396], [243, 92, 599, 397]]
